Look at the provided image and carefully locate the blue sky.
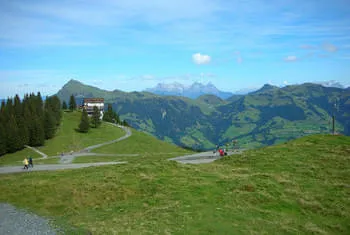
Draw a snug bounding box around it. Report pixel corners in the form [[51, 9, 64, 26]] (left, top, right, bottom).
[[1, 0, 350, 98]]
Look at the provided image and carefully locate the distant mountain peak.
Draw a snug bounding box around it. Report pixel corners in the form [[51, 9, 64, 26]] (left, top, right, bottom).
[[315, 80, 345, 89], [252, 84, 279, 94], [145, 82, 233, 99]]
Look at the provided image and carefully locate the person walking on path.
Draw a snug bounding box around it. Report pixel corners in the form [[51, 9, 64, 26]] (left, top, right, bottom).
[[23, 158, 29, 170], [28, 157, 33, 168]]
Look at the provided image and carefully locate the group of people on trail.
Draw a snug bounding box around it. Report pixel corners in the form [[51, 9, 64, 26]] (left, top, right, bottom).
[[213, 145, 227, 157], [23, 157, 33, 170]]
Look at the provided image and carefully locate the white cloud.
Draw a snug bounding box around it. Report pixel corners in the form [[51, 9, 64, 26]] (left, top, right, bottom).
[[283, 80, 289, 85], [192, 53, 211, 65], [322, 43, 338, 52], [284, 55, 298, 62]]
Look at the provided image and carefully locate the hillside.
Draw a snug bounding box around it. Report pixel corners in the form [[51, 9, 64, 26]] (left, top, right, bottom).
[[0, 134, 349, 234], [57, 80, 350, 150], [0, 111, 190, 166]]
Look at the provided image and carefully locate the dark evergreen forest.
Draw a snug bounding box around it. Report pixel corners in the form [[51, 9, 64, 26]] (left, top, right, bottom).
[[0, 93, 62, 156]]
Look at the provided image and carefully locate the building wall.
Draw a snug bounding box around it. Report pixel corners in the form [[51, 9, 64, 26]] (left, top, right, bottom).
[[84, 102, 104, 109]]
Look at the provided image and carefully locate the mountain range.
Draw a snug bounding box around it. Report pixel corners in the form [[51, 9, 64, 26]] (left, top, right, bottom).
[[145, 82, 235, 99], [57, 79, 350, 150]]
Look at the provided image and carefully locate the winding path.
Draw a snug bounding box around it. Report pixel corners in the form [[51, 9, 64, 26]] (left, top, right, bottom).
[[0, 123, 133, 174], [24, 145, 48, 159], [169, 150, 244, 164], [0, 162, 127, 175]]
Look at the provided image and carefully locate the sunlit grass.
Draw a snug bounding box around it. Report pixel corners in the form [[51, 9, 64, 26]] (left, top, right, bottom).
[[0, 134, 349, 234]]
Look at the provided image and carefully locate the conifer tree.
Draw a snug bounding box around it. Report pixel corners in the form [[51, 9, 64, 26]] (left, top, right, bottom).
[[44, 109, 56, 139], [29, 117, 45, 146], [122, 120, 129, 127], [0, 124, 7, 155], [44, 109, 57, 139], [51, 95, 62, 125], [102, 104, 113, 122], [6, 115, 21, 152], [91, 106, 101, 128], [13, 94, 22, 123], [102, 104, 120, 124], [36, 92, 44, 118], [62, 100, 68, 110], [17, 116, 29, 146], [69, 94, 77, 111], [78, 109, 90, 133]]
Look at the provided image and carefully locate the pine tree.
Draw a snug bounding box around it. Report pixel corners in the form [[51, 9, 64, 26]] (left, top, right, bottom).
[[13, 94, 22, 123], [36, 92, 44, 118], [6, 115, 22, 152], [45, 96, 62, 127], [17, 116, 29, 146], [102, 104, 113, 122], [44, 109, 57, 139], [69, 94, 77, 111], [29, 117, 45, 146], [102, 104, 120, 124], [91, 106, 101, 128], [62, 101, 68, 110], [78, 109, 90, 133], [51, 96, 62, 125], [122, 120, 129, 127], [0, 124, 7, 156], [113, 112, 120, 124]]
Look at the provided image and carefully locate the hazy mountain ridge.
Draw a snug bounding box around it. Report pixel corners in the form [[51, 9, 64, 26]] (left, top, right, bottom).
[[56, 79, 350, 150], [145, 82, 234, 99]]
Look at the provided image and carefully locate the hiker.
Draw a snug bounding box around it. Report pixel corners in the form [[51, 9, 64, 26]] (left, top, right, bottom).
[[28, 156, 33, 168], [23, 158, 29, 170]]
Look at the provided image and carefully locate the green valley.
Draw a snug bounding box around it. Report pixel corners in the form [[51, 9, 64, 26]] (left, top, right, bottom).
[[57, 80, 350, 150]]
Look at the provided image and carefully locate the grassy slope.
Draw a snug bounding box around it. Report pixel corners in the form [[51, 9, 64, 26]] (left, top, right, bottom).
[[37, 111, 125, 156], [93, 129, 191, 156], [0, 134, 349, 234], [0, 148, 42, 166]]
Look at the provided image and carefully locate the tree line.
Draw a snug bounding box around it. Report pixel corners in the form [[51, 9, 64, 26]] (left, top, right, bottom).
[[0, 93, 62, 156]]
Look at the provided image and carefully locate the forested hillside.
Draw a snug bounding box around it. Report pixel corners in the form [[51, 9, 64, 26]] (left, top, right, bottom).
[[57, 80, 350, 150], [0, 93, 62, 156]]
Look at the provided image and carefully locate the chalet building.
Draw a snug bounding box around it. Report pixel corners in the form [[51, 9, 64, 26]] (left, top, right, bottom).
[[82, 98, 104, 119]]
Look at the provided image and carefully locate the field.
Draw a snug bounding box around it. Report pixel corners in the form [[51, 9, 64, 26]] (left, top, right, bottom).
[[0, 134, 349, 234]]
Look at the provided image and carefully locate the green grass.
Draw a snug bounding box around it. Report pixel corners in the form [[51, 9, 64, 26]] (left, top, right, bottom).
[[36, 111, 125, 156], [35, 157, 61, 165], [0, 148, 42, 166], [0, 134, 349, 234], [93, 129, 192, 156]]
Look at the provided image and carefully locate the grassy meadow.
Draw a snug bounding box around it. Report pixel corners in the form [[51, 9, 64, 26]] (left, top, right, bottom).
[[36, 111, 126, 156], [0, 134, 349, 234], [0, 148, 42, 166]]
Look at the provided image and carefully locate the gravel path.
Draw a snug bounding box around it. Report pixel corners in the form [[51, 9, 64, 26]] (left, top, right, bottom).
[[83, 124, 131, 152], [0, 162, 127, 175], [59, 124, 132, 164], [24, 145, 48, 159], [23, 124, 132, 164], [169, 150, 244, 164], [0, 203, 57, 235]]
